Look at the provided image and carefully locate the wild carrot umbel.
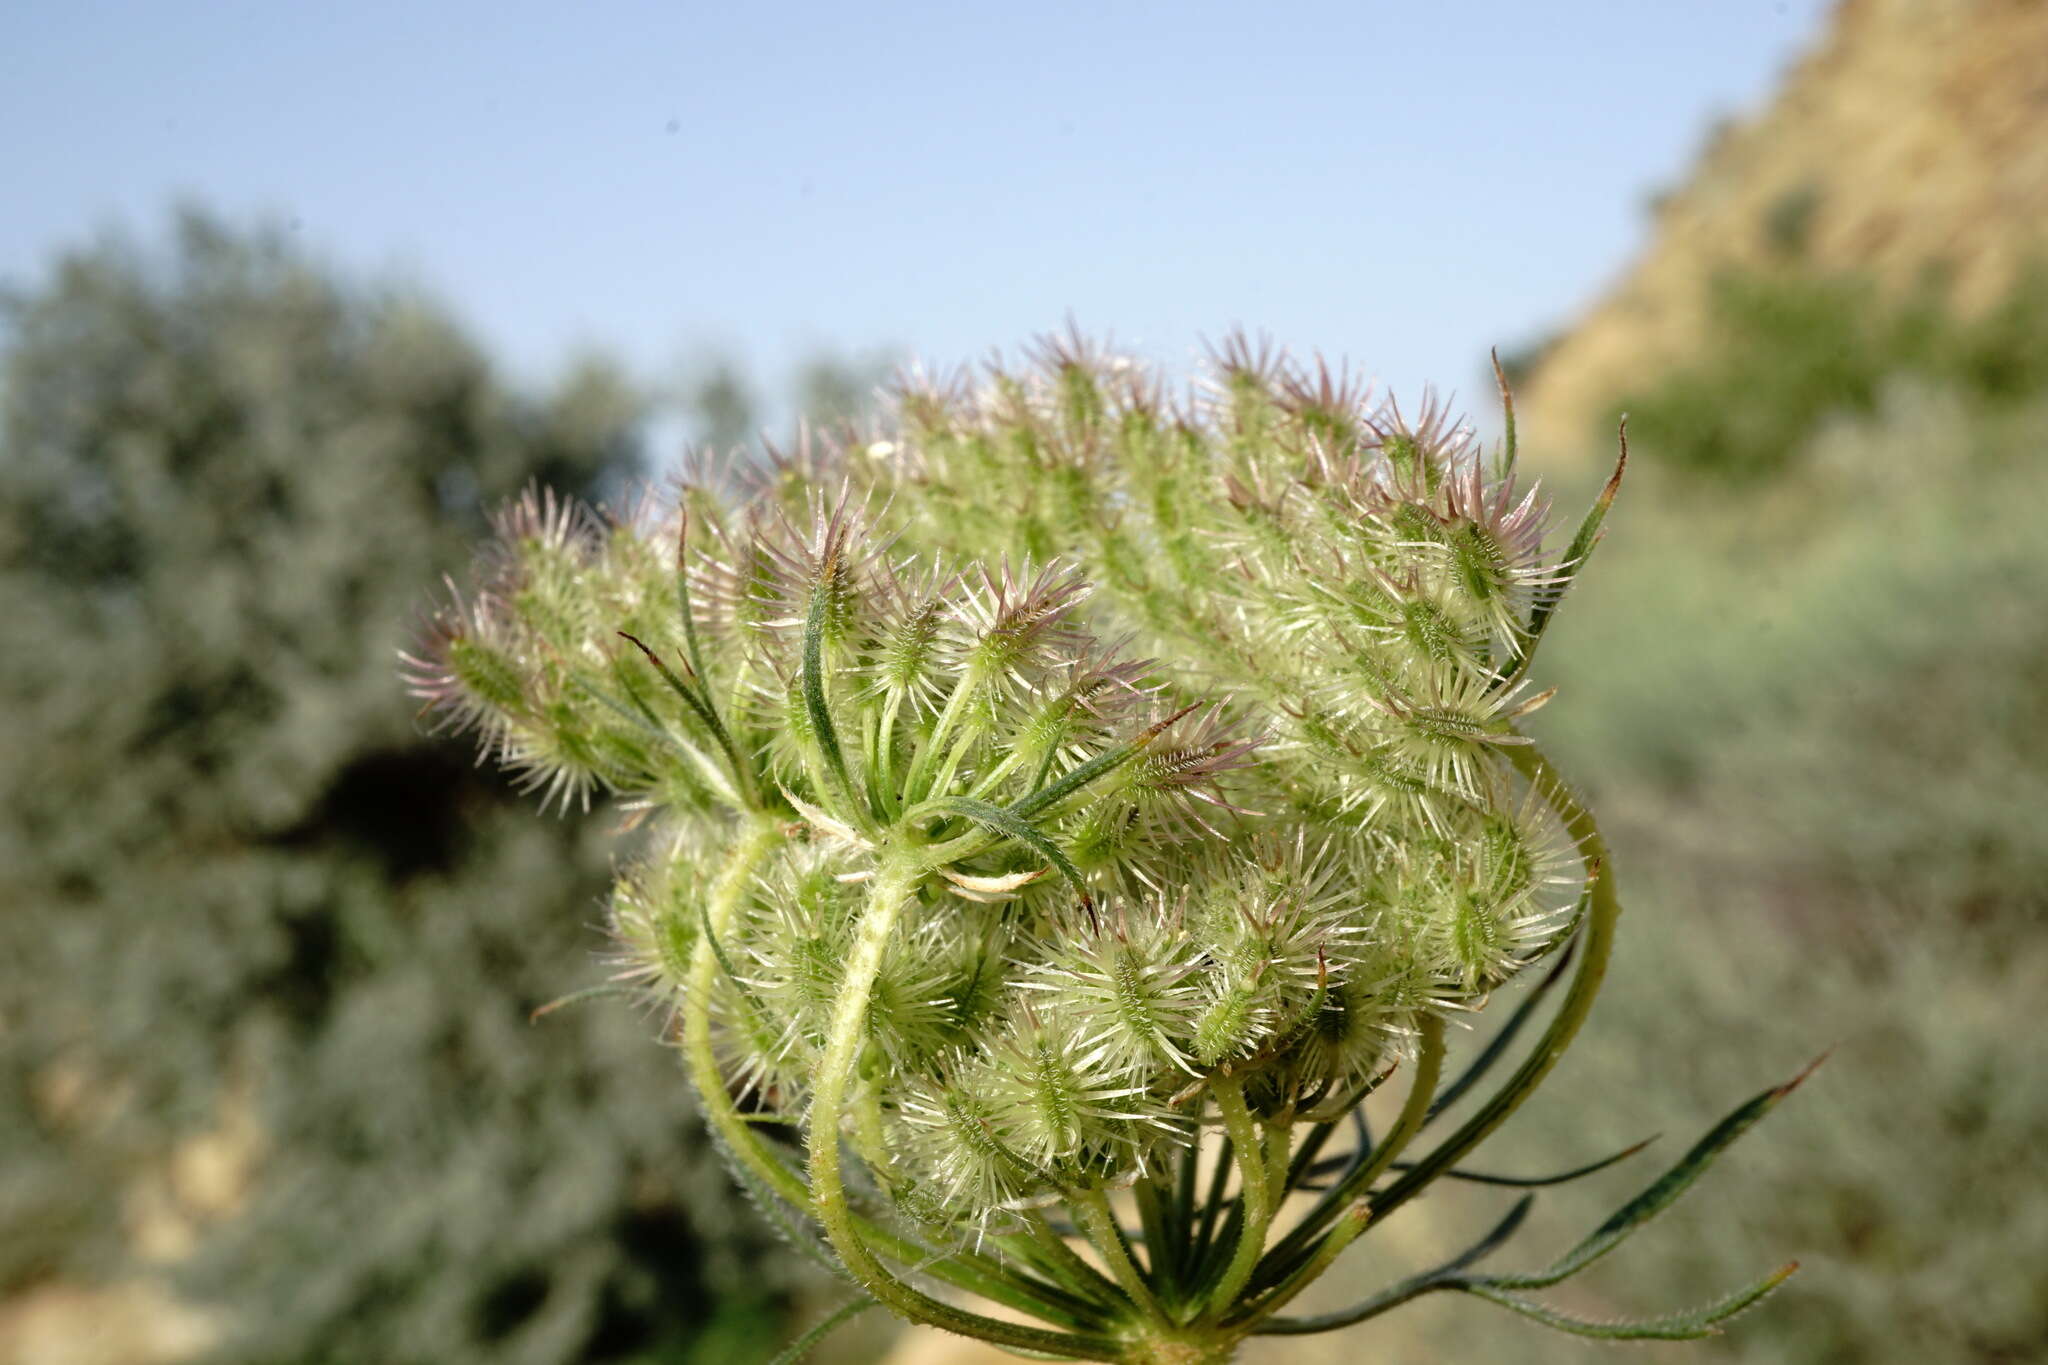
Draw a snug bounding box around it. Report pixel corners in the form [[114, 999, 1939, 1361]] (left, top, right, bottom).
[[405, 336, 1807, 1363]]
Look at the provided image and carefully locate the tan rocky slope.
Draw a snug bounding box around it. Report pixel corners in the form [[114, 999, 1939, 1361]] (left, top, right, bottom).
[[1519, 0, 2048, 461]]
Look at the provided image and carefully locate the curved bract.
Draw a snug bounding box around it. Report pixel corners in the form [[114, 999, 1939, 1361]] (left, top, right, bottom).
[[405, 337, 1802, 1362]]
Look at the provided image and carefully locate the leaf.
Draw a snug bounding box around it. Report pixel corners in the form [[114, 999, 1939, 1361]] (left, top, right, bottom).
[[1439, 1192, 1538, 1273], [780, 785, 870, 850], [1427, 935, 1580, 1121], [1008, 702, 1199, 820], [567, 662, 737, 807], [1517, 420, 1626, 661], [1253, 1195, 1536, 1335], [617, 631, 749, 794], [941, 866, 1049, 894], [1476, 1054, 1824, 1291], [800, 575, 858, 813], [1390, 1136, 1656, 1189], [1456, 1261, 1799, 1341], [693, 895, 780, 1051], [527, 983, 637, 1023], [1490, 346, 1519, 481], [765, 1297, 879, 1365], [930, 796, 1093, 914], [1297, 1134, 1655, 1191], [672, 503, 713, 683]]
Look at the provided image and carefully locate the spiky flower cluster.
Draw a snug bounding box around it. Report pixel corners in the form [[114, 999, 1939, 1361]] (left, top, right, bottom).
[[406, 338, 1801, 1364], [862, 338, 1598, 976]]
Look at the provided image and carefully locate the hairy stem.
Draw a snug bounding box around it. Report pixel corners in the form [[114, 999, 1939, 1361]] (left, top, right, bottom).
[[804, 856, 1127, 1359], [681, 819, 803, 1205], [1235, 1014, 1446, 1326], [1202, 1078, 1273, 1317], [1255, 1012, 1447, 1284], [675, 826, 1062, 1318], [1073, 1186, 1167, 1324]]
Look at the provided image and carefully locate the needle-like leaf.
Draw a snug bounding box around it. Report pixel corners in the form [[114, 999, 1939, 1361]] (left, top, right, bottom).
[[1428, 935, 1580, 1122], [1008, 702, 1200, 820], [1296, 1134, 1655, 1191], [930, 796, 1093, 915], [765, 1297, 879, 1365], [1254, 1195, 1536, 1335], [1474, 1054, 1823, 1291], [1514, 419, 1627, 674], [1457, 1261, 1799, 1340]]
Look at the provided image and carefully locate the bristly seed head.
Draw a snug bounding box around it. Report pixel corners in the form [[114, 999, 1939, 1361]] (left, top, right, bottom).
[[407, 332, 1611, 1268]]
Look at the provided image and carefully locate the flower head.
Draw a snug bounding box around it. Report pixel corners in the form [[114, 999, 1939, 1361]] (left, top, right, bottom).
[[403, 333, 1799, 1361]]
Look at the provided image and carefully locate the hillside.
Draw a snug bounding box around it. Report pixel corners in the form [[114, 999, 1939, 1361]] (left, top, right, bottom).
[[1518, 0, 2048, 459]]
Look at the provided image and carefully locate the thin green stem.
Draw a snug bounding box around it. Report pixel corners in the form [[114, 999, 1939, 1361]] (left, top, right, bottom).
[[1281, 1117, 1340, 1194], [1262, 1013, 1446, 1276], [874, 688, 905, 819], [1191, 1127, 1232, 1275], [964, 746, 1028, 801], [1262, 1121, 1292, 1211], [1238, 1013, 1446, 1318], [1169, 1131, 1200, 1288], [1131, 1170, 1175, 1297], [1017, 1209, 1128, 1308], [1072, 1187, 1167, 1324], [1229, 1203, 1372, 1332], [902, 673, 976, 804], [1366, 738, 1620, 1225], [680, 820, 801, 1205], [1202, 1077, 1273, 1318]]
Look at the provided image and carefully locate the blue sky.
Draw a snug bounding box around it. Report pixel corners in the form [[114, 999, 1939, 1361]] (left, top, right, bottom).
[[4, 1, 1832, 440]]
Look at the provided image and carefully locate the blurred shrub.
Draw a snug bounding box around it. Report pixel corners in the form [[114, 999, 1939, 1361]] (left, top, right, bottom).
[[675, 345, 895, 457], [0, 213, 796, 1364], [1618, 262, 2048, 480]]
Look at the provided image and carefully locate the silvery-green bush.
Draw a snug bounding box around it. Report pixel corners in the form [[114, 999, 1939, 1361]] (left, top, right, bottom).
[[411, 337, 1805, 1363], [0, 214, 799, 1365]]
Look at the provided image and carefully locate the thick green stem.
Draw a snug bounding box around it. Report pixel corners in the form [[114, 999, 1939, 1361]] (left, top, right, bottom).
[[679, 826, 1105, 1329], [804, 856, 1126, 1360], [1122, 1336, 1240, 1365]]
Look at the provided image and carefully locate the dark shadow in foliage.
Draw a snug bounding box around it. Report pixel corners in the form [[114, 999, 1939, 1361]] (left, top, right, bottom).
[[0, 211, 800, 1365]]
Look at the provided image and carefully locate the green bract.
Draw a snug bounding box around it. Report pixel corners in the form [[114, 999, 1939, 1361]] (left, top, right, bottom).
[[406, 337, 1804, 1363]]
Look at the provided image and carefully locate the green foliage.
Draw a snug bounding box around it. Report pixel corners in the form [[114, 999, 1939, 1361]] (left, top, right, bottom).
[[0, 213, 796, 1364], [676, 348, 894, 456], [1617, 263, 2048, 480], [1760, 180, 1824, 260]]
